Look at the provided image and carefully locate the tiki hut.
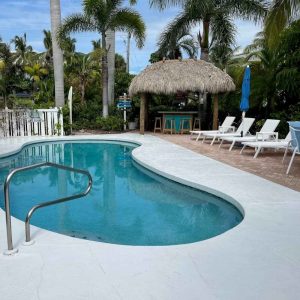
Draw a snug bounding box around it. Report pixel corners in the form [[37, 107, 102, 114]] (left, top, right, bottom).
[[129, 59, 236, 134]]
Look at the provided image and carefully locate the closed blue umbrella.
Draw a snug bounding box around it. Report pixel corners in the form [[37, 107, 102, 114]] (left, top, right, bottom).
[[240, 65, 251, 136]]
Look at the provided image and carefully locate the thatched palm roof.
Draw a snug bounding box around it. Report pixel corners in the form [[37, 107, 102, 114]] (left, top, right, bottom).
[[129, 59, 235, 96]]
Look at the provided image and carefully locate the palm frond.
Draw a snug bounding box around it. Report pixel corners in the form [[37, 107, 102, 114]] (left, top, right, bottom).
[[243, 31, 266, 53], [149, 0, 185, 10], [224, 0, 268, 23], [109, 8, 146, 48], [179, 37, 198, 58], [265, 0, 300, 47], [210, 11, 236, 49], [158, 10, 193, 55], [83, 0, 107, 23], [57, 14, 97, 47], [276, 66, 299, 95]]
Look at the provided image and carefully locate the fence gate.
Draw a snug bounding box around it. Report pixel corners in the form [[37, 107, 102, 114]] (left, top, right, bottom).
[[0, 108, 64, 138]]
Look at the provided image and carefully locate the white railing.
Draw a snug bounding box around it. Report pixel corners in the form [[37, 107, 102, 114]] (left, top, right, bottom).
[[0, 108, 63, 138]]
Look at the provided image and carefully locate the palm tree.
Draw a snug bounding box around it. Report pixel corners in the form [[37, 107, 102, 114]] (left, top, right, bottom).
[[67, 54, 99, 104], [0, 38, 14, 107], [158, 29, 198, 59], [58, 0, 145, 117], [210, 45, 240, 71], [43, 30, 53, 64], [265, 0, 300, 46], [24, 63, 49, 92], [11, 33, 33, 66], [151, 0, 267, 61], [243, 22, 300, 117], [106, 1, 138, 106], [106, 29, 115, 106], [50, 0, 65, 107]]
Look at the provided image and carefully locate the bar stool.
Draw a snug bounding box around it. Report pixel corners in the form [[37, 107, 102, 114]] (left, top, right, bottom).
[[180, 118, 192, 134], [193, 118, 201, 130], [154, 117, 162, 133], [163, 118, 175, 134]]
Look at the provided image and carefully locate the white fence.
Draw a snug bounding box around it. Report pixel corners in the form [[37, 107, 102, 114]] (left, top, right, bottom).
[[0, 108, 64, 138]]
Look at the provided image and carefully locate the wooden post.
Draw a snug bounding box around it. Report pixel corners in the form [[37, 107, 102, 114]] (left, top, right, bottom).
[[144, 95, 149, 131], [140, 93, 146, 134], [213, 94, 219, 130]]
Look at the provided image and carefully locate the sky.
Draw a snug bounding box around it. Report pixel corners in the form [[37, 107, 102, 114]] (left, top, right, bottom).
[[0, 0, 262, 74]]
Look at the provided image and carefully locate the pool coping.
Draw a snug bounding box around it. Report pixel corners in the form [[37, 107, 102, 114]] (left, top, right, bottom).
[[0, 134, 300, 300]]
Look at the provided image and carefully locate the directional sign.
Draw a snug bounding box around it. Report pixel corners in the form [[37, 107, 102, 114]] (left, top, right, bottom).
[[117, 100, 132, 109]]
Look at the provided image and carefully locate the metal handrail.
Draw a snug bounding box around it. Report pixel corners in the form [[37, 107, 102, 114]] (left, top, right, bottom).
[[4, 162, 93, 254]]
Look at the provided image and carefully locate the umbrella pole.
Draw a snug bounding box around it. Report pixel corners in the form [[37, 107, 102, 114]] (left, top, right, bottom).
[[241, 111, 246, 137]]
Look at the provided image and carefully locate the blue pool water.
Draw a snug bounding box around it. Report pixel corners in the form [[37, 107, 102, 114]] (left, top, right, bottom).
[[0, 141, 243, 246]]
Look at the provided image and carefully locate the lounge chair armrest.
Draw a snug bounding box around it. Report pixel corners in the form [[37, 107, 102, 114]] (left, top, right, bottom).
[[219, 125, 235, 133], [256, 132, 278, 141]]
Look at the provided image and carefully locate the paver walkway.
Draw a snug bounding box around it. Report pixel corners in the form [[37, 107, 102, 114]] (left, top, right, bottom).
[[155, 133, 300, 192]]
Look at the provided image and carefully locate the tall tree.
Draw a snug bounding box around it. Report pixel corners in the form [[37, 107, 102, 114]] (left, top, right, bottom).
[[151, 0, 267, 61], [265, 0, 300, 46], [24, 63, 49, 93], [50, 0, 65, 107], [0, 38, 15, 107], [67, 54, 99, 105], [58, 0, 145, 117], [106, 1, 138, 106], [43, 30, 53, 64], [11, 33, 33, 66], [106, 29, 115, 105]]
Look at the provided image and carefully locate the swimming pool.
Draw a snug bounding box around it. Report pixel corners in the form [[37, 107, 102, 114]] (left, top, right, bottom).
[[0, 141, 243, 246]]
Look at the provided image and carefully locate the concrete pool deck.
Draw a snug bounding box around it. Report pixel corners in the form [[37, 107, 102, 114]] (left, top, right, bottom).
[[0, 133, 300, 300]]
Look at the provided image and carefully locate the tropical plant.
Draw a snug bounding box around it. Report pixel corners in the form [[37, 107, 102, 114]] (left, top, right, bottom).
[[58, 0, 146, 117], [67, 54, 99, 104], [34, 78, 55, 106], [265, 0, 300, 45], [237, 19, 300, 119], [151, 0, 267, 61], [105, 1, 138, 106], [243, 32, 279, 116], [210, 45, 240, 71], [96, 115, 125, 131], [115, 54, 134, 98], [275, 19, 300, 98], [43, 30, 53, 64], [11, 33, 34, 66], [50, 0, 65, 107], [24, 63, 49, 90], [158, 28, 198, 59], [0, 38, 16, 107]]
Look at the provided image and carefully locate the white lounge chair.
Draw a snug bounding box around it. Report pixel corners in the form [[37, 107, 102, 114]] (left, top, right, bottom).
[[202, 117, 255, 145], [219, 119, 280, 151], [241, 132, 291, 158], [190, 116, 235, 141], [285, 125, 300, 174]]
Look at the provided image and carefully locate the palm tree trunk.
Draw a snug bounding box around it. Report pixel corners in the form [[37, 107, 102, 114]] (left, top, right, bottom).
[[50, 0, 65, 107], [80, 81, 85, 105], [198, 20, 210, 127], [106, 30, 115, 105], [200, 20, 210, 61], [102, 32, 109, 117]]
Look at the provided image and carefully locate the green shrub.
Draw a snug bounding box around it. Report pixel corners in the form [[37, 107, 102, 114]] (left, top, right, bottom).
[[95, 115, 125, 131]]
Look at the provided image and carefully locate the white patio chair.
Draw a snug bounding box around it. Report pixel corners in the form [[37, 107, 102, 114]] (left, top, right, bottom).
[[202, 118, 255, 145], [286, 126, 300, 175], [190, 116, 235, 141], [219, 119, 280, 151], [241, 132, 291, 158]]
